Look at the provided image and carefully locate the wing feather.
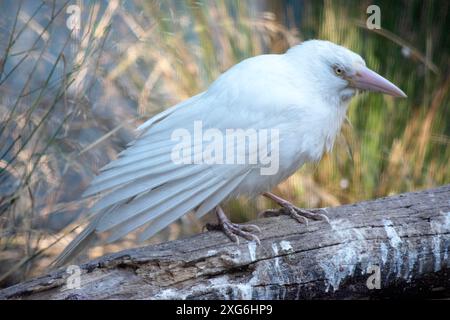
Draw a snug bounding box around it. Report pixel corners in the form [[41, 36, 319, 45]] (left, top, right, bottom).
[[137, 171, 250, 241], [97, 169, 215, 231], [137, 92, 204, 132], [90, 165, 206, 213], [105, 173, 225, 242], [100, 143, 175, 171], [194, 172, 249, 218]]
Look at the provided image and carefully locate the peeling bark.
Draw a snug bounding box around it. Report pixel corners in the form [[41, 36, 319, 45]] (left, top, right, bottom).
[[1, 185, 449, 300]]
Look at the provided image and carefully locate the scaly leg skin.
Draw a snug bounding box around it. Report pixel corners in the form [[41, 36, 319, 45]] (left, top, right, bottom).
[[261, 192, 330, 226], [206, 206, 261, 245]]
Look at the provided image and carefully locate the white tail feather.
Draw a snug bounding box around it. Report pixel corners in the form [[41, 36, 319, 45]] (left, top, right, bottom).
[[97, 170, 215, 231]]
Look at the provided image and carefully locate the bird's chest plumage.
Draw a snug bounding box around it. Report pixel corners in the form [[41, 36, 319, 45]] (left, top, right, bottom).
[[233, 101, 348, 197], [280, 100, 347, 165]]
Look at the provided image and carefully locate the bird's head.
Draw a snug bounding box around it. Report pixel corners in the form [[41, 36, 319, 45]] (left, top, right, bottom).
[[287, 40, 407, 102]]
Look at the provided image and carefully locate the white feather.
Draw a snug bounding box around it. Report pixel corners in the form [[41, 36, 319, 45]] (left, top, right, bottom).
[[90, 165, 206, 213], [97, 169, 215, 231], [137, 92, 205, 132], [56, 40, 370, 265], [136, 171, 250, 241], [195, 171, 251, 218], [106, 174, 226, 242]]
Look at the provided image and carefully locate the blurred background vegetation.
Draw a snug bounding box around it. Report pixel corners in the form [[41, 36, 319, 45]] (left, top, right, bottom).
[[0, 0, 448, 287]]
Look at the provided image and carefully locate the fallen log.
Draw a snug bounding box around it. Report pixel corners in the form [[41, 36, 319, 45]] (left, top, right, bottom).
[[1, 185, 449, 299]]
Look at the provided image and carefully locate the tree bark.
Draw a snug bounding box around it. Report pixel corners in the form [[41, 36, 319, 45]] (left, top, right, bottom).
[[1, 185, 449, 300]]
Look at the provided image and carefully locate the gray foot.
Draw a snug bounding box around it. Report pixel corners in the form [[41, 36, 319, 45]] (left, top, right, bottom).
[[206, 206, 261, 245]]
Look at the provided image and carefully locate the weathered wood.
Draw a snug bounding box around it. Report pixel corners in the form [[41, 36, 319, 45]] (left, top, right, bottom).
[[1, 185, 449, 300]]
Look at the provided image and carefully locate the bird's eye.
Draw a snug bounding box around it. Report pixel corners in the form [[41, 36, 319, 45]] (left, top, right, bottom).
[[334, 66, 343, 76]]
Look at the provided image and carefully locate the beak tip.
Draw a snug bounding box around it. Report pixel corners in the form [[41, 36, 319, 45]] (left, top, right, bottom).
[[395, 89, 407, 98], [354, 66, 407, 99]]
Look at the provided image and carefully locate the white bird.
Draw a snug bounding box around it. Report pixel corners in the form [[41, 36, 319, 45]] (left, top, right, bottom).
[[54, 40, 406, 266]]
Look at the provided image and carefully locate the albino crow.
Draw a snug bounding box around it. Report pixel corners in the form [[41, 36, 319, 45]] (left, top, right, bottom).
[[55, 40, 406, 266]]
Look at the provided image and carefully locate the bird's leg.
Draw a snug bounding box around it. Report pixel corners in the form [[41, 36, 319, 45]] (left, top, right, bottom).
[[206, 206, 261, 245], [261, 192, 329, 225]]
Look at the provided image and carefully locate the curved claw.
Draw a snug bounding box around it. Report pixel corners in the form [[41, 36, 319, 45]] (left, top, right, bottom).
[[248, 234, 261, 245], [316, 212, 330, 223], [239, 231, 261, 245], [228, 223, 261, 244], [240, 224, 262, 233], [227, 232, 240, 245]]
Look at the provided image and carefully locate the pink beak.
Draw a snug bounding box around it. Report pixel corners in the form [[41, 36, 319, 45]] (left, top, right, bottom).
[[351, 66, 407, 98]]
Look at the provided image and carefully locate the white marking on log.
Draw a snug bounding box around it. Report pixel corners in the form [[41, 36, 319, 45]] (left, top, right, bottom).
[[153, 288, 186, 300], [429, 211, 450, 272], [271, 242, 281, 274], [208, 276, 234, 299], [444, 246, 448, 263], [208, 272, 259, 299], [383, 219, 402, 248], [279, 240, 293, 253], [247, 241, 257, 262], [232, 279, 256, 299], [380, 243, 388, 265], [269, 242, 290, 292], [272, 242, 279, 255], [319, 219, 368, 292], [432, 236, 441, 272], [383, 219, 403, 277], [406, 243, 418, 281], [418, 238, 428, 274], [443, 212, 449, 262], [155, 273, 259, 300]]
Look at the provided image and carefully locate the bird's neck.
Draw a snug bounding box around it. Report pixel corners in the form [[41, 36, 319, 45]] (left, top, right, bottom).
[[323, 100, 349, 154], [309, 91, 350, 159], [282, 52, 351, 158]]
